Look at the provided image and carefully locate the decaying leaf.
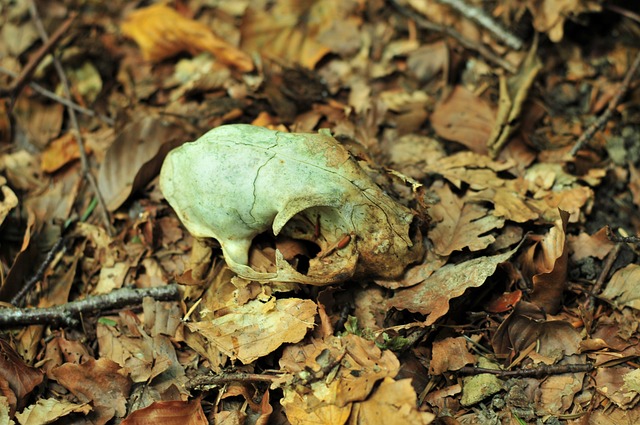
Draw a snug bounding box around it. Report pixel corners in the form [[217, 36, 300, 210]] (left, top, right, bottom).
[[160, 124, 424, 285], [15, 398, 91, 425], [121, 4, 253, 71], [51, 358, 132, 425], [187, 297, 316, 364], [386, 244, 521, 325]]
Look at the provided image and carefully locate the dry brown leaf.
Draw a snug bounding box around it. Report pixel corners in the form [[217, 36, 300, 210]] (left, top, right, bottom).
[[0, 176, 17, 227], [349, 378, 435, 424], [521, 211, 568, 314], [386, 244, 520, 325], [430, 337, 475, 375], [279, 333, 401, 424], [51, 358, 132, 425], [568, 227, 616, 261], [122, 399, 207, 425], [526, 0, 601, 42], [241, 0, 345, 68], [594, 366, 640, 409], [12, 97, 64, 149], [430, 183, 505, 255], [15, 398, 91, 425], [121, 4, 253, 71], [41, 132, 90, 173], [0, 339, 43, 415], [97, 113, 190, 211], [431, 85, 495, 154], [187, 298, 316, 364], [601, 264, 640, 311], [492, 301, 581, 362], [487, 41, 542, 156], [536, 356, 586, 415], [280, 389, 351, 425], [425, 152, 540, 224]]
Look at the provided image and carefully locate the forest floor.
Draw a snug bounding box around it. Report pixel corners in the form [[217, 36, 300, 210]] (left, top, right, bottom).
[[1, 0, 640, 424]]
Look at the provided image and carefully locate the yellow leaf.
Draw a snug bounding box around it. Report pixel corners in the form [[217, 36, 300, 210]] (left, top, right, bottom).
[[121, 4, 253, 71]]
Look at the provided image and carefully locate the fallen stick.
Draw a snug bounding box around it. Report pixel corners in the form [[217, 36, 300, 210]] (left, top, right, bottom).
[[0, 284, 182, 328], [570, 51, 640, 156], [436, 0, 523, 50]]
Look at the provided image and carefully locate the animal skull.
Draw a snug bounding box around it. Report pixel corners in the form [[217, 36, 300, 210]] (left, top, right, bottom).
[[160, 124, 424, 285]]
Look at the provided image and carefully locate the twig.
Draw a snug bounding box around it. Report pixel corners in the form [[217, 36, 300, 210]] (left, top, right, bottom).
[[0, 66, 114, 126], [28, 1, 114, 235], [458, 363, 594, 378], [187, 372, 283, 391], [605, 4, 640, 24], [388, 0, 516, 73], [0, 284, 182, 328], [570, 51, 640, 156], [587, 243, 622, 310], [10, 236, 67, 307], [436, 0, 523, 50], [0, 13, 76, 106]]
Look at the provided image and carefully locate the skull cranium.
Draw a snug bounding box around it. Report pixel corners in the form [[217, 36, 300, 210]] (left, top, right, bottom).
[[160, 124, 424, 285]]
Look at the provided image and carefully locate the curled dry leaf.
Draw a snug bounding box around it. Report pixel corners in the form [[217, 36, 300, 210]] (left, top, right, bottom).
[[0, 339, 44, 415], [386, 244, 520, 325], [160, 124, 424, 285], [121, 3, 253, 71], [97, 113, 190, 211], [520, 210, 568, 314], [0, 176, 17, 226]]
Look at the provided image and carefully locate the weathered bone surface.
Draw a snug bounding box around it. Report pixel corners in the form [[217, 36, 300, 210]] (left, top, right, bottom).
[[160, 124, 424, 284]]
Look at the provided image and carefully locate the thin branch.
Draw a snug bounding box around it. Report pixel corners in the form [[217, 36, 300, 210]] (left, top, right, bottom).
[[187, 372, 283, 391], [0, 284, 182, 328], [436, 0, 523, 50], [587, 243, 622, 311], [10, 236, 67, 307], [570, 51, 640, 156], [0, 13, 76, 106], [457, 363, 594, 378], [0, 66, 114, 126], [388, 0, 516, 73], [28, 2, 114, 235]]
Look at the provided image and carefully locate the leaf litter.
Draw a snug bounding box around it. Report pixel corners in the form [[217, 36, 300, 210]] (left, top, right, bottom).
[[0, 0, 639, 424]]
